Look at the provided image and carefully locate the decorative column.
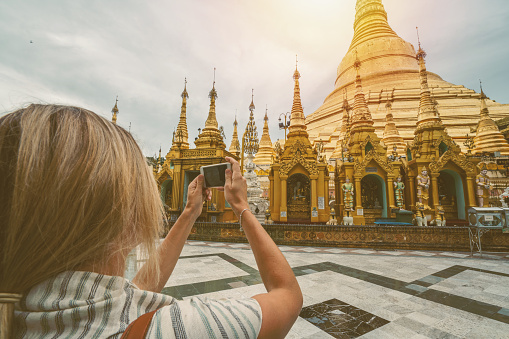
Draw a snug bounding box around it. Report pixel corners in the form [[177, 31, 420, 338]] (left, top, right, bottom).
[[431, 173, 440, 210], [311, 175, 318, 222], [280, 175, 288, 222], [408, 175, 416, 210], [354, 176, 362, 211], [387, 176, 395, 213], [272, 166, 281, 220]]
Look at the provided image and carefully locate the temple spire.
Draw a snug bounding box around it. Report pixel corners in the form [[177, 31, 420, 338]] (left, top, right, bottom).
[[288, 55, 307, 134], [382, 92, 405, 154], [111, 96, 119, 125], [350, 0, 398, 50], [205, 69, 219, 130], [416, 36, 441, 125], [229, 115, 241, 157], [173, 78, 190, 149], [350, 53, 374, 130], [473, 84, 509, 155], [254, 106, 274, 165]]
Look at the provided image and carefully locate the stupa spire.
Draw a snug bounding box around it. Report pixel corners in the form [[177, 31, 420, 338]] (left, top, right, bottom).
[[350, 53, 374, 130], [289, 55, 307, 134], [111, 96, 119, 125], [243, 92, 259, 156], [254, 106, 273, 165], [205, 68, 219, 130], [473, 83, 509, 155], [416, 33, 441, 125], [229, 115, 241, 157], [173, 78, 189, 149], [350, 0, 398, 50], [382, 93, 405, 154]]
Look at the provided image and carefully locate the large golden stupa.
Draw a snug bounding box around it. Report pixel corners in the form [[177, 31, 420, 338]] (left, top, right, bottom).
[[306, 0, 509, 159]]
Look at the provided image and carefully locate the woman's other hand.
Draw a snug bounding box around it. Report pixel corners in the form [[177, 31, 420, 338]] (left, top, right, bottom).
[[185, 174, 211, 220], [224, 157, 249, 216]]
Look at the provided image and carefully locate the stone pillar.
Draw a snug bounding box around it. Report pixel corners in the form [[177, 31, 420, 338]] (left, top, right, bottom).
[[467, 176, 477, 208], [280, 175, 288, 222], [431, 173, 439, 210], [311, 175, 318, 222]]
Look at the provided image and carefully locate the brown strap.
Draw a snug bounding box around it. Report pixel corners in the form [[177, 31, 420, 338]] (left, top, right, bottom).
[[121, 309, 159, 339]]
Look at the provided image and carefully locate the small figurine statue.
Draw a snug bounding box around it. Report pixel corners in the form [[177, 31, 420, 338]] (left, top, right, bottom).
[[393, 175, 405, 209], [327, 207, 338, 225], [209, 202, 217, 211], [414, 202, 427, 227], [343, 208, 354, 226], [476, 164, 491, 207], [499, 187, 509, 208], [435, 205, 446, 227], [342, 176, 355, 212], [264, 208, 273, 224], [416, 166, 430, 208]]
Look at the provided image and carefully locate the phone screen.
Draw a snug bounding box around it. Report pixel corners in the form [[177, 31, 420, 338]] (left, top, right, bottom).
[[202, 164, 228, 187]]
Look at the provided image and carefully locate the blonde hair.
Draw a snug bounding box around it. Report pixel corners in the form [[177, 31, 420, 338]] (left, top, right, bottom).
[[0, 104, 163, 336]]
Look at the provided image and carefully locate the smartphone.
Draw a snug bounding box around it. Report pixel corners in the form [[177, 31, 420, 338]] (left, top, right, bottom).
[[200, 163, 231, 188]]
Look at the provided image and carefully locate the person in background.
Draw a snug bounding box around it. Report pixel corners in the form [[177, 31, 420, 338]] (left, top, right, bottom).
[[0, 104, 302, 338]]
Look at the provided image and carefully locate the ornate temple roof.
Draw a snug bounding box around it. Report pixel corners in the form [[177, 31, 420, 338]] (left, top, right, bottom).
[[195, 77, 226, 149], [111, 97, 118, 125], [382, 94, 405, 155], [288, 58, 307, 135]]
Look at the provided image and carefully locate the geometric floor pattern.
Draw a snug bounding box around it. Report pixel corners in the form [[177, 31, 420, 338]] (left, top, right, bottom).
[[126, 240, 509, 338]]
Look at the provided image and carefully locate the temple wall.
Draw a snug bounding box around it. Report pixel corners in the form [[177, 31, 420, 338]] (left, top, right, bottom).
[[175, 222, 509, 252]]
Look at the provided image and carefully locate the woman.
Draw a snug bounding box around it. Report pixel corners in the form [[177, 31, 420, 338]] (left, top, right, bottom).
[[0, 104, 302, 338]]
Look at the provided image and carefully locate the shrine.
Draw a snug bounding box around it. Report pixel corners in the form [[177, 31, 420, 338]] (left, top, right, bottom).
[[269, 63, 330, 223]]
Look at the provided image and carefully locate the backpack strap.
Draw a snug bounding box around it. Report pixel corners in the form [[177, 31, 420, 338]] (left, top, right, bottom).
[[121, 309, 159, 339]]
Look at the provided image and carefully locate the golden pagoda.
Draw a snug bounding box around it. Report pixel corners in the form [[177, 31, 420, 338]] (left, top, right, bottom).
[[228, 116, 241, 158], [473, 87, 509, 155], [111, 97, 118, 125], [306, 0, 509, 159], [253, 108, 273, 165], [253, 107, 273, 197], [335, 56, 399, 224], [269, 62, 330, 223], [155, 78, 238, 223]]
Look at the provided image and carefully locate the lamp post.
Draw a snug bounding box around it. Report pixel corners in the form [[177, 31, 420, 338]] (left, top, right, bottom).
[[278, 112, 291, 140]]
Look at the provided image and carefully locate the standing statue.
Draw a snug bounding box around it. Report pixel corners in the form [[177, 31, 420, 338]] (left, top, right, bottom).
[[476, 164, 491, 207], [393, 175, 405, 209], [342, 176, 355, 225], [416, 166, 430, 208], [342, 176, 355, 212]]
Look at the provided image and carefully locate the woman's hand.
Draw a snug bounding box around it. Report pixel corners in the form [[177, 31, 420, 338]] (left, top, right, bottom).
[[224, 157, 249, 216], [184, 174, 211, 220]]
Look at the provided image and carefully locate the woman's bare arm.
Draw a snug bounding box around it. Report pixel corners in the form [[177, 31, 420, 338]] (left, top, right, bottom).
[[224, 157, 303, 338], [133, 175, 209, 292]]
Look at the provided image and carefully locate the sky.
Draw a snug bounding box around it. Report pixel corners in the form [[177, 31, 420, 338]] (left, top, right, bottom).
[[1, 0, 508, 157]]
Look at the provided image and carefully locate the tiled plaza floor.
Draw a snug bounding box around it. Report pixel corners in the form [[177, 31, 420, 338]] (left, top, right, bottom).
[[127, 241, 509, 338]]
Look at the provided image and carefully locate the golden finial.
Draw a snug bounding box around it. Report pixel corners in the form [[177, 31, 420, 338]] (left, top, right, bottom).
[[293, 54, 300, 80], [264, 105, 268, 121], [209, 68, 217, 100], [249, 88, 255, 112], [479, 79, 486, 98], [181, 78, 189, 99], [416, 27, 427, 60], [111, 96, 119, 125]]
